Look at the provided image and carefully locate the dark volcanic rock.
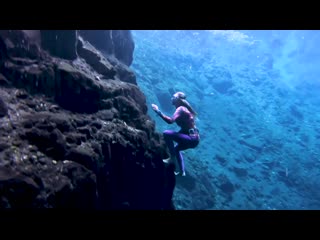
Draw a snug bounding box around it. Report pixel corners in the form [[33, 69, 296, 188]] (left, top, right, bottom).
[[54, 61, 102, 113], [0, 73, 10, 87], [111, 30, 135, 66], [0, 30, 43, 60], [79, 30, 135, 66], [40, 30, 78, 60], [0, 167, 40, 208], [0, 30, 175, 210], [77, 36, 116, 79], [112, 60, 137, 85], [0, 96, 8, 117]]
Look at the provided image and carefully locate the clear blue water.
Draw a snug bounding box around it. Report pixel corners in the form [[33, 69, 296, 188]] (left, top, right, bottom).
[[131, 30, 320, 210]]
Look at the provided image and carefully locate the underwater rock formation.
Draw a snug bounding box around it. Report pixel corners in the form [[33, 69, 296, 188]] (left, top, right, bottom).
[[79, 30, 135, 66], [0, 30, 174, 209]]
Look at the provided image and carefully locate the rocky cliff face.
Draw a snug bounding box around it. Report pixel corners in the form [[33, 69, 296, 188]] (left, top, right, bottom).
[[38, 30, 135, 66], [0, 30, 175, 209], [79, 30, 135, 66]]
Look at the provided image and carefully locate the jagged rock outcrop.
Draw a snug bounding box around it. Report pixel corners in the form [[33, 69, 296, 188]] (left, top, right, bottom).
[[0, 30, 174, 209], [77, 36, 116, 79], [30, 30, 135, 66], [79, 30, 135, 66], [76, 36, 136, 85], [40, 30, 78, 60]]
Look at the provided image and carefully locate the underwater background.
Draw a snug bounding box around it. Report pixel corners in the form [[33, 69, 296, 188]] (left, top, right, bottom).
[[131, 30, 320, 210]]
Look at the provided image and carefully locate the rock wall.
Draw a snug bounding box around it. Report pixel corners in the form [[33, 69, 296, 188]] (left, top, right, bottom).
[[0, 30, 175, 209]]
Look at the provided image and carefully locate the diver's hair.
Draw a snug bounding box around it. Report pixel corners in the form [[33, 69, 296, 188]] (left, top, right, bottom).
[[180, 99, 197, 117], [175, 92, 186, 99], [175, 91, 197, 116]]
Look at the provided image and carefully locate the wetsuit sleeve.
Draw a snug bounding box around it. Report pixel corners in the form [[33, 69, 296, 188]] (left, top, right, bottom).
[[158, 107, 183, 124]]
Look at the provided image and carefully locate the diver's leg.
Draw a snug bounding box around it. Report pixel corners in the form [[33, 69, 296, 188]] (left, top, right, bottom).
[[174, 135, 199, 176], [174, 150, 185, 176], [163, 130, 178, 163]]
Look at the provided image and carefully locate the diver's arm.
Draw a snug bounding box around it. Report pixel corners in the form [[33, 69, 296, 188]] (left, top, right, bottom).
[[158, 111, 175, 124], [151, 104, 175, 124]]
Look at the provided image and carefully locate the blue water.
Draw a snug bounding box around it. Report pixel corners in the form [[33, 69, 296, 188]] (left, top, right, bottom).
[[131, 30, 320, 210]]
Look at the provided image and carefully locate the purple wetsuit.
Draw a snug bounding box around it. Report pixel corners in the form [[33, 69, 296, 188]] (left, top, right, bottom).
[[160, 106, 200, 174]]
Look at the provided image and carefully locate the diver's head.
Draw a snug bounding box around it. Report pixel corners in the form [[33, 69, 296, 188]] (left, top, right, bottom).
[[171, 91, 186, 105]]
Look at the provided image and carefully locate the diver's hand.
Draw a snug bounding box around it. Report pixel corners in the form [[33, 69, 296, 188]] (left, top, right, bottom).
[[151, 104, 161, 116], [151, 104, 161, 114]]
